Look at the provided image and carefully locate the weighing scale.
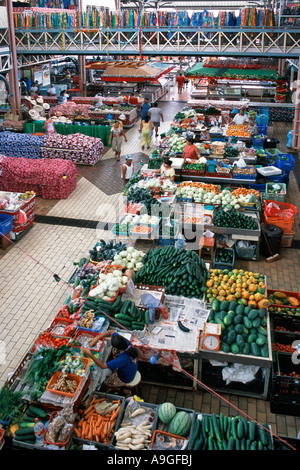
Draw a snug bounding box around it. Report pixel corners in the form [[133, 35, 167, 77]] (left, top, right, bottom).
[[201, 322, 222, 351]]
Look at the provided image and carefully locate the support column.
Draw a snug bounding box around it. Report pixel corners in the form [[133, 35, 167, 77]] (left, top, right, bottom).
[[292, 54, 300, 149], [6, 0, 21, 116], [78, 55, 87, 96]]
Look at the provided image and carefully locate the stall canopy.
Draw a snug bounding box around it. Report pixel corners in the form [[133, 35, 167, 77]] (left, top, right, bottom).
[[86, 60, 174, 82]]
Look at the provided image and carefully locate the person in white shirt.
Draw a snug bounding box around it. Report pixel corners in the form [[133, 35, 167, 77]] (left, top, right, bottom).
[[94, 93, 104, 108], [121, 155, 133, 186], [232, 109, 249, 125], [47, 84, 57, 96]]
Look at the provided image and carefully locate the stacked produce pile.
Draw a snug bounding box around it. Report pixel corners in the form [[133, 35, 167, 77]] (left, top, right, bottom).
[[226, 125, 250, 137], [190, 412, 273, 450], [134, 246, 208, 299], [205, 268, 267, 307], [0, 119, 25, 131], [41, 133, 104, 165], [49, 102, 90, 119], [0, 155, 78, 199], [213, 207, 258, 230], [207, 297, 269, 357], [0, 131, 45, 159]]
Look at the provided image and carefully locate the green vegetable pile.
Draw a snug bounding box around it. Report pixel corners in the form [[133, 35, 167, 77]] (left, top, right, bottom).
[[0, 383, 24, 423], [182, 163, 206, 171], [22, 345, 70, 401], [214, 247, 234, 265], [213, 207, 258, 230], [134, 245, 208, 299], [89, 240, 128, 263], [148, 157, 163, 170], [190, 412, 273, 450], [224, 147, 239, 159]]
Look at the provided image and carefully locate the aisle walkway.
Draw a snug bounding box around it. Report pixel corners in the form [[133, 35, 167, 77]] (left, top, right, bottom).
[[1, 85, 300, 445]]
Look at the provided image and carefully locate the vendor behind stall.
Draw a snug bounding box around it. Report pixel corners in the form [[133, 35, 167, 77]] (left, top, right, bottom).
[[199, 126, 211, 141], [153, 157, 175, 181], [81, 330, 139, 389], [232, 108, 249, 125], [182, 136, 201, 163]]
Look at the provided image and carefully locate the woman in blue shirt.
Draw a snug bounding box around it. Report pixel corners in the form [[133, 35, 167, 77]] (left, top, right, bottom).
[[81, 330, 138, 388]]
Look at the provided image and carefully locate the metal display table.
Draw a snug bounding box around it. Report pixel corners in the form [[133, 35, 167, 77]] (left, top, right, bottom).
[[197, 314, 272, 399]]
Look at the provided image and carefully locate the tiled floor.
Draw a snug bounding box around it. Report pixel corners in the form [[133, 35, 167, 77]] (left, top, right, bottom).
[[1, 83, 300, 447]]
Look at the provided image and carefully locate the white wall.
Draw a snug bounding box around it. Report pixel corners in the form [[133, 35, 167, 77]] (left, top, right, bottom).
[[82, 0, 116, 10]]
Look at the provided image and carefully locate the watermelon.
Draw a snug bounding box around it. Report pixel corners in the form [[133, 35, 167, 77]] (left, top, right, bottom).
[[158, 402, 177, 424], [169, 411, 191, 437]]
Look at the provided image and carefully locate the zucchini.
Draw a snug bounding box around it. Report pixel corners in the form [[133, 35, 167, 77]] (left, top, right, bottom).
[[248, 421, 256, 441], [193, 436, 204, 450], [28, 406, 46, 419], [20, 421, 35, 428], [227, 436, 235, 450], [211, 413, 222, 442], [14, 428, 35, 437], [178, 321, 190, 333], [237, 419, 244, 439], [114, 313, 133, 322]]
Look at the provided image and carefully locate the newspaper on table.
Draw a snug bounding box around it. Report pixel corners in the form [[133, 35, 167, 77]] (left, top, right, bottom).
[[163, 295, 211, 331], [146, 321, 200, 354], [121, 285, 164, 307]]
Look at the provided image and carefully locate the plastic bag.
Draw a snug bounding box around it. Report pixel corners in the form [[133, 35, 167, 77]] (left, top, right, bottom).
[[265, 201, 296, 219], [235, 156, 247, 168], [222, 363, 260, 385]]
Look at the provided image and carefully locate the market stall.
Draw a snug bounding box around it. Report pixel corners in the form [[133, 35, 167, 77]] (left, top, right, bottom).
[[0, 95, 298, 453]]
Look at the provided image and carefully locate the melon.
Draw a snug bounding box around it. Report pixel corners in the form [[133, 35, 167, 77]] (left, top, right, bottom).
[[169, 411, 191, 437], [158, 402, 177, 424]]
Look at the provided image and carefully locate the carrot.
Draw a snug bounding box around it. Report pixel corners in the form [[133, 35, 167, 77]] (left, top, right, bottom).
[[84, 405, 95, 416], [73, 427, 81, 438], [110, 406, 120, 422], [112, 400, 121, 404], [81, 421, 88, 438]]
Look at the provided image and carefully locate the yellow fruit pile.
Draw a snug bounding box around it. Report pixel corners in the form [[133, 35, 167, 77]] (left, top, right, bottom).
[[206, 268, 269, 308]]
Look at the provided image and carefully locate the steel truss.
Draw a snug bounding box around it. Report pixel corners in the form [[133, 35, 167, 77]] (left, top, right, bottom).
[[14, 27, 300, 57]]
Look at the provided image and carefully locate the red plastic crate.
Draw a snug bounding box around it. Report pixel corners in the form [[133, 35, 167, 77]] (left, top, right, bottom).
[[268, 289, 300, 309], [46, 371, 82, 398]]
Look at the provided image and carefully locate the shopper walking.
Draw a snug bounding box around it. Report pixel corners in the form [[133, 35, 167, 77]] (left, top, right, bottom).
[[108, 121, 127, 161], [148, 102, 164, 138], [121, 155, 134, 186], [176, 73, 185, 94], [139, 97, 151, 132], [141, 115, 154, 150]]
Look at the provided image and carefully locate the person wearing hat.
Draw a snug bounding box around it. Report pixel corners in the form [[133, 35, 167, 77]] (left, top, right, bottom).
[[121, 155, 134, 186], [199, 126, 211, 141], [183, 136, 201, 163], [109, 121, 128, 162]]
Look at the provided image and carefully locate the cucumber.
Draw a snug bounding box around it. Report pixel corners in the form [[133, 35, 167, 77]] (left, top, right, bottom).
[[211, 413, 222, 442], [20, 421, 35, 428], [193, 436, 204, 450], [178, 321, 190, 333], [114, 313, 133, 322], [227, 436, 235, 450], [28, 406, 47, 419], [248, 421, 256, 441], [14, 428, 35, 437], [258, 425, 268, 446], [237, 419, 244, 439]]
